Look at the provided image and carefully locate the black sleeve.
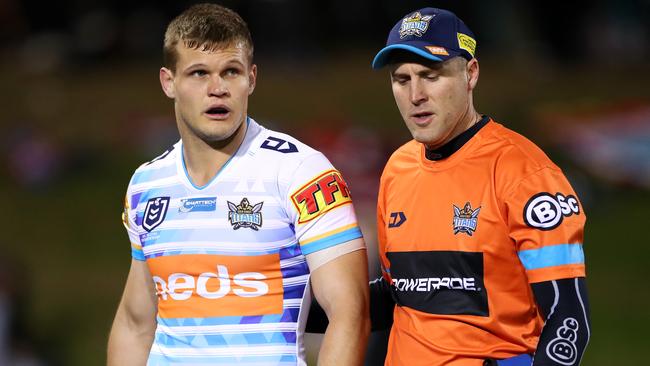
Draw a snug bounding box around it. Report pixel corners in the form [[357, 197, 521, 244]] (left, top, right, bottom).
[[368, 276, 395, 331], [531, 277, 591, 366], [305, 276, 395, 333]]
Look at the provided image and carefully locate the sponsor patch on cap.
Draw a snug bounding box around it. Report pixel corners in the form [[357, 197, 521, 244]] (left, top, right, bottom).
[[457, 33, 476, 56], [399, 12, 434, 38], [425, 46, 449, 56]]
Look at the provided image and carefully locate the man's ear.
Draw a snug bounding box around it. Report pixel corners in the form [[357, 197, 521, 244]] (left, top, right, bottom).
[[467, 58, 479, 91], [248, 64, 257, 95], [160, 67, 176, 99]]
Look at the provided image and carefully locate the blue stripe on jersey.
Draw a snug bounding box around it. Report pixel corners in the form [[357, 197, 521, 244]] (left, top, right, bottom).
[[518, 243, 584, 270], [158, 308, 302, 327], [132, 164, 177, 185], [147, 353, 297, 365], [300, 226, 363, 255], [132, 247, 145, 261], [143, 226, 295, 245], [154, 332, 296, 347]]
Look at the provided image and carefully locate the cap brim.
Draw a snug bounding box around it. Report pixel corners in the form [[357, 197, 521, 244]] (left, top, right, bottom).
[[372, 44, 445, 69]]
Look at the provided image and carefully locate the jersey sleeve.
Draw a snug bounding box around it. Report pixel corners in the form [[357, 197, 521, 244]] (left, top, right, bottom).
[[122, 189, 145, 261], [286, 153, 363, 257], [505, 167, 586, 283]]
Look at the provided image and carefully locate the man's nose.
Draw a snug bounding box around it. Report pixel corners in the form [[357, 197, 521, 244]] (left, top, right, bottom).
[[208, 76, 228, 97], [409, 80, 427, 105]]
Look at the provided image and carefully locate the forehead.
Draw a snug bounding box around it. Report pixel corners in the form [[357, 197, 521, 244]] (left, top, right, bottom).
[[175, 41, 248, 67], [390, 61, 443, 74]]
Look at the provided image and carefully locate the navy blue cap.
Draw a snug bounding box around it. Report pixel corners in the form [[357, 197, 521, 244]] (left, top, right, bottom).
[[372, 8, 476, 69]]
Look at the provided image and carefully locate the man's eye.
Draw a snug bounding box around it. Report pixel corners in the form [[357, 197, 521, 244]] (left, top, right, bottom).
[[225, 68, 240, 76], [191, 70, 208, 77], [426, 75, 439, 81]]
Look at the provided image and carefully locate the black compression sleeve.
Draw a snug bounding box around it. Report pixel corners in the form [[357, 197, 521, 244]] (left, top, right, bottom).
[[369, 276, 395, 331], [305, 297, 328, 333], [531, 277, 591, 366]]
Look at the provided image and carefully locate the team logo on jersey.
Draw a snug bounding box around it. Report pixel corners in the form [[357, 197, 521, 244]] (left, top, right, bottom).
[[228, 198, 263, 230], [179, 197, 217, 213], [291, 170, 352, 224], [524, 192, 580, 230], [453, 202, 481, 236], [143, 196, 170, 232], [399, 12, 434, 38]]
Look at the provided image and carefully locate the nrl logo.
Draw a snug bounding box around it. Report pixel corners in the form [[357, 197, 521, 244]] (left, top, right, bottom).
[[143, 196, 170, 232], [228, 198, 263, 230], [399, 12, 434, 38], [453, 202, 481, 236]]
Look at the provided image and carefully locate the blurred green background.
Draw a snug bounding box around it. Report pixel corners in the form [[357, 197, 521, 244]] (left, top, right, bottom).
[[1, 1, 649, 365]]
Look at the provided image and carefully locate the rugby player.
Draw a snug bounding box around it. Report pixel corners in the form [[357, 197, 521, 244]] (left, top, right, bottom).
[[107, 4, 369, 365]]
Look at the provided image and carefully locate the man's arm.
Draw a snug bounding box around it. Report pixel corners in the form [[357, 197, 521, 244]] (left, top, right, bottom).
[[107, 259, 158, 365], [531, 277, 591, 365], [306, 275, 395, 333], [310, 240, 370, 366]]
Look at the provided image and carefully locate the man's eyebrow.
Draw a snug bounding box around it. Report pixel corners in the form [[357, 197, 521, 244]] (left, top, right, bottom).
[[183, 63, 208, 71]]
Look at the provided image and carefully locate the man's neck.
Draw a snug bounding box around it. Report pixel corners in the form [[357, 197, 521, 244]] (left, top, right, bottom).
[[181, 122, 248, 187]]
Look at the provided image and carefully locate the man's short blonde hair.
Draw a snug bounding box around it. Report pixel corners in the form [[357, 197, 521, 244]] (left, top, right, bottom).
[[163, 3, 254, 71]]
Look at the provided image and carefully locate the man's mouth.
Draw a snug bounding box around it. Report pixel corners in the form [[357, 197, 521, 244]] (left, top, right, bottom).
[[204, 106, 230, 119], [411, 112, 433, 125]]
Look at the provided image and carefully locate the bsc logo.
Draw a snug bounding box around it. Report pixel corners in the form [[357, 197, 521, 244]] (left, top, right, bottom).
[[524, 192, 580, 230], [546, 317, 580, 365], [291, 170, 352, 224]]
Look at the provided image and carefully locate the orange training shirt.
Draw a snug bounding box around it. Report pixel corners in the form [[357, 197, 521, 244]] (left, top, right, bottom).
[[377, 119, 586, 366]]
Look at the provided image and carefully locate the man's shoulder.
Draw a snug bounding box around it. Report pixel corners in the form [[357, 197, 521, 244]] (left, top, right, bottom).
[[484, 121, 559, 172], [252, 123, 327, 170], [254, 124, 320, 159], [382, 139, 420, 175], [127, 141, 181, 188]]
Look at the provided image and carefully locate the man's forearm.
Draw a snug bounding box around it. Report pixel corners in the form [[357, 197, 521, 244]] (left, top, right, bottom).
[[318, 314, 370, 366]]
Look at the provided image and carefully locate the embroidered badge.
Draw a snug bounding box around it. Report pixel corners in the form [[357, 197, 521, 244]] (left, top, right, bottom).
[[399, 12, 434, 38], [453, 202, 481, 236], [228, 198, 263, 230]]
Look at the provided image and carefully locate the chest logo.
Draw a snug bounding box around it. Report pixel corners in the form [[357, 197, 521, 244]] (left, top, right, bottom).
[[453, 202, 481, 236], [388, 211, 407, 228], [179, 197, 217, 213], [228, 198, 263, 230], [143, 196, 170, 232]]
